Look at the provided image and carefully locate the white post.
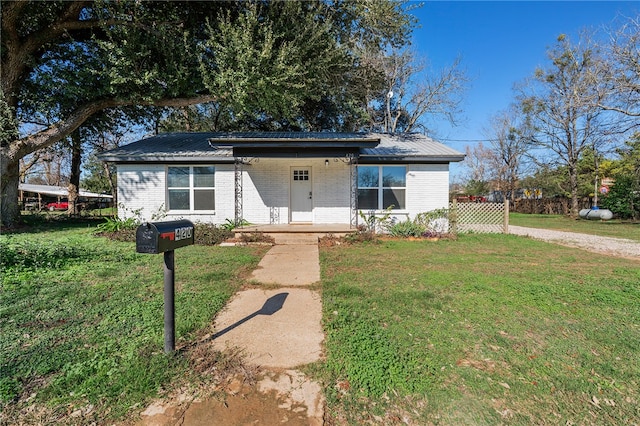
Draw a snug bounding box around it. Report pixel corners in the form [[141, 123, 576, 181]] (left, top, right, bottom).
[[503, 199, 510, 234]]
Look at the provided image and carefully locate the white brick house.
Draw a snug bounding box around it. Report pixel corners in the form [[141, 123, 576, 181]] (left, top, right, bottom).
[[99, 132, 464, 227]]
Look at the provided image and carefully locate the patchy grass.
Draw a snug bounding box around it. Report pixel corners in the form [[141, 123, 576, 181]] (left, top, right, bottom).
[[4, 215, 638, 424], [510, 213, 640, 241], [320, 235, 640, 425], [0, 220, 267, 423]]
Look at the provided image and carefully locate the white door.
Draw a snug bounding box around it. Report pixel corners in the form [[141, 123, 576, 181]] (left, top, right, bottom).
[[290, 167, 313, 222]]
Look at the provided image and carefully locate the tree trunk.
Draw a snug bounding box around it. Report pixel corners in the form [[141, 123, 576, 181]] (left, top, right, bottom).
[[509, 171, 518, 203], [0, 151, 21, 228], [103, 162, 117, 205], [68, 129, 82, 216], [1, 96, 217, 227], [569, 164, 580, 218]]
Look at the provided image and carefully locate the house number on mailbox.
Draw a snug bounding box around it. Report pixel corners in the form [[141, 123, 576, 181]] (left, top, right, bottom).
[[174, 226, 192, 241]]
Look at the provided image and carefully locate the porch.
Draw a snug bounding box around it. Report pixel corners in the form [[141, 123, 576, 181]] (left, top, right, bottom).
[[233, 223, 356, 240]]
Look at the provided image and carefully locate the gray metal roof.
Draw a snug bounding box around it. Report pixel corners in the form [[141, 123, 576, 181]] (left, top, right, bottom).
[[360, 133, 465, 163], [98, 132, 464, 163], [98, 133, 233, 163]]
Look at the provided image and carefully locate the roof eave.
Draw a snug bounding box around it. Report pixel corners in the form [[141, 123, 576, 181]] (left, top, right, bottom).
[[359, 155, 466, 163], [100, 154, 466, 163], [98, 155, 235, 163]]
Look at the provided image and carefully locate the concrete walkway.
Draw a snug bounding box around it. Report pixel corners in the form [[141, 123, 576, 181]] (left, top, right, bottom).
[[249, 234, 320, 285], [138, 234, 325, 426]]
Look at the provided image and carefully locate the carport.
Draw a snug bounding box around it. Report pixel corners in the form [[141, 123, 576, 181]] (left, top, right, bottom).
[[18, 183, 113, 211]]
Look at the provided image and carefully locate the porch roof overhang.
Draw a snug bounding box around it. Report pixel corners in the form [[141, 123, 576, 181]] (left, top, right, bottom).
[[232, 146, 361, 158], [208, 132, 379, 158], [208, 131, 380, 145]]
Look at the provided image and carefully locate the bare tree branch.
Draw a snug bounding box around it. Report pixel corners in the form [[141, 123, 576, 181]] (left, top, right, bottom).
[[596, 15, 640, 119]]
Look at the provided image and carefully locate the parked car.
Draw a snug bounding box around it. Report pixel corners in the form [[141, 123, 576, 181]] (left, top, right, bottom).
[[46, 201, 69, 211], [22, 198, 40, 211]]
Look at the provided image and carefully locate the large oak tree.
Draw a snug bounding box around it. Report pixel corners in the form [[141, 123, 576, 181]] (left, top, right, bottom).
[[1, 1, 222, 226], [1, 0, 415, 227]]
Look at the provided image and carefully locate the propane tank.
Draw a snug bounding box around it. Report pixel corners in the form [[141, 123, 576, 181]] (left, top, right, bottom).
[[579, 206, 613, 220]]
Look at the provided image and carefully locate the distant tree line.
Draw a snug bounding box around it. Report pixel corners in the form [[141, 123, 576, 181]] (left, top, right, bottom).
[[462, 17, 640, 219]]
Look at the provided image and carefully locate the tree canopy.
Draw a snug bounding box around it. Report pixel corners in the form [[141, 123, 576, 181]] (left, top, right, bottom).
[[1, 0, 417, 227]]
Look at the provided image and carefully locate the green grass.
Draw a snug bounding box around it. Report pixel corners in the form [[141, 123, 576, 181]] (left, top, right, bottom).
[[320, 235, 640, 425], [0, 219, 265, 422], [3, 216, 639, 424], [510, 213, 640, 241]]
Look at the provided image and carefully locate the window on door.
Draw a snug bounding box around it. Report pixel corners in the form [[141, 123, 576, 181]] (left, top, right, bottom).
[[167, 166, 215, 211], [357, 165, 406, 210], [293, 169, 309, 181]]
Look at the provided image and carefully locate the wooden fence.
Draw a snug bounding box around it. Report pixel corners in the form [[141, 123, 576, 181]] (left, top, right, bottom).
[[449, 200, 509, 234], [512, 197, 591, 215]]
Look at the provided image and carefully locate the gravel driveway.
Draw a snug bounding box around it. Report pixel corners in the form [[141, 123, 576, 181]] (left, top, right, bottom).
[[509, 225, 640, 260]]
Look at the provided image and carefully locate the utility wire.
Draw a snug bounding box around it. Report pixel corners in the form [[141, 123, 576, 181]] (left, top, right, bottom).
[[437, 138, 497, 143]]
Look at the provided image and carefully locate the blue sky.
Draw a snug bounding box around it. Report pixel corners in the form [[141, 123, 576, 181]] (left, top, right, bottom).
[[408, 1, 639, 179]]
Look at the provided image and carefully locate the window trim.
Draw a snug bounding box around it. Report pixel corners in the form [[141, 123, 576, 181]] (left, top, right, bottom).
[[166, 165, 216, 213], [357, 165, 407, 211]]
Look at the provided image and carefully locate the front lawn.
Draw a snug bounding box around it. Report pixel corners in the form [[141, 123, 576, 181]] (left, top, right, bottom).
[[0, 221, 266, 423], [3, 218, 638, 425], [320, 235, 640, 424]]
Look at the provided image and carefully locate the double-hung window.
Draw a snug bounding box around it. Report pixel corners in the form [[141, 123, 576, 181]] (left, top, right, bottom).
[[357, 165, 406, 210], [167, 166, 215, 211]]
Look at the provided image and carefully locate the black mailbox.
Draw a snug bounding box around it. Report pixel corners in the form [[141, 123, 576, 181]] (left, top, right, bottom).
[[136, 220, 195, 254]]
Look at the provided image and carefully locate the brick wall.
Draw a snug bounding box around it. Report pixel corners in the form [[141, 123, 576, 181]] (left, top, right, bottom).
[[116, 160, 452, 225], [117, 164, 165, 220], [405, 164, 451, 217]]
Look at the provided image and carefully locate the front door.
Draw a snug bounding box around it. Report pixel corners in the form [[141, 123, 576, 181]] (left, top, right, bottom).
[[290, 167, 313, 222]]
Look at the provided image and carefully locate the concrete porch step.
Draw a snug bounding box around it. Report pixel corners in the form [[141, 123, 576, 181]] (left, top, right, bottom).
[[233, 224, 354, 244], [268, 233, 321, 245]]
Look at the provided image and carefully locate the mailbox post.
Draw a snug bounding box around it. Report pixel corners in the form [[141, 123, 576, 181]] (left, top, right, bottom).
[[136, 220, 195, 353]]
